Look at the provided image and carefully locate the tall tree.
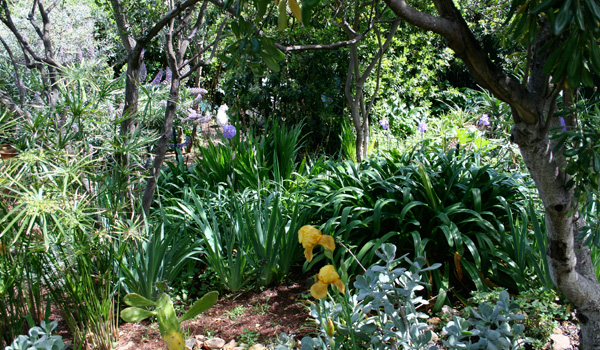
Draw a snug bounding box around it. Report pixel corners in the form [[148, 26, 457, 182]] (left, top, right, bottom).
[[342, 9, 399, 161], [0, 0, 61, 122], [380, 0, 600, 347], [140, 0, 225, 217]]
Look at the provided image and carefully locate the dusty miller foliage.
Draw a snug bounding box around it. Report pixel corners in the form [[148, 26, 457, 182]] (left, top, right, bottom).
[[275, 244, 529, 350]]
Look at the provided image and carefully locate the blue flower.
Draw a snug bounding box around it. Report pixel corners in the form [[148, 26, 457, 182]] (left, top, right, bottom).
[[379, 118, 389, 130], [151, 69, 164, 86], [163, 67, 172, 84], [222, 125, 237, 139], [418, 120, 428, 133], [478, 114, 490, 126], [560, 117, 567, 131]]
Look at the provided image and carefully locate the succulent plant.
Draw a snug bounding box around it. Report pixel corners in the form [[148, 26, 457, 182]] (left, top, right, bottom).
[[120, 290, 218, 350]]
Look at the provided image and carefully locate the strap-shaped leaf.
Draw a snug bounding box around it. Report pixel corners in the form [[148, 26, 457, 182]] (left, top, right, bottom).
[[289, 0, 302, 22]]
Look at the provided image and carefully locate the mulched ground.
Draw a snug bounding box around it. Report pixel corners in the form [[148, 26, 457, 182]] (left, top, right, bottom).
[[48, 281, 581, 350], [114, 281, 313, 350]]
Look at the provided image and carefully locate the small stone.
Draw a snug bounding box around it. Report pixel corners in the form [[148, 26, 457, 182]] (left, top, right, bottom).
[[223, 340, 237, 350], [195, 335, 206, 341], [120, 341, 136, 350], [428, 317, 441, 325], [441, 305, 460, 316], [430, 332, 439, 343], [204, 338, 226, 350], [186, 338, 201, 350], [247, 344, 266, 350], [550, 334, 572, 350]]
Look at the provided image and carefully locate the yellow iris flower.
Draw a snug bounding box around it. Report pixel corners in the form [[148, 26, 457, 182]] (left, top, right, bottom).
[[310, 265, 345, 299], [298, 225, 335, 262]]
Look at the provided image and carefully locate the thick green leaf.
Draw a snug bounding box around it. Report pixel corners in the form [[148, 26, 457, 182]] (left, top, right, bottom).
[[278, 0, 287, 31], [255, 0, 268, 18], [585, 0, 600, 21], [531, 0, 561, 14], [251, 37, 261, 53], [124, 293, 156, 307], [156, 293, 180, 337], [120, 307, 156, 323], [259, 51, 281, 72], [179, 291, 219, 322]]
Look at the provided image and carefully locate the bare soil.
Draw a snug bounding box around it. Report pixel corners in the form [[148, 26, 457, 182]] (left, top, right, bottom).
[[113, 281, 312, 350]]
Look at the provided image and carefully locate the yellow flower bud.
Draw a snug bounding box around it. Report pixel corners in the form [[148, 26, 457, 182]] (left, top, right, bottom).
[[326, 318, 335, 337]]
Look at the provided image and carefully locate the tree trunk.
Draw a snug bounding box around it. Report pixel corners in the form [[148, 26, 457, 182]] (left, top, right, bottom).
[[348, 99, 364, 162], [140, 77, 181, 217], [512, 111, 600, 349]]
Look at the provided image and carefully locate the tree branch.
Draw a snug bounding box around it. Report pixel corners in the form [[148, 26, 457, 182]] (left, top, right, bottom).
[[108, 0, 135, 53], [0, 34, 25, 108], [383, 0, 538, 124], [137, 0, 203, 49]]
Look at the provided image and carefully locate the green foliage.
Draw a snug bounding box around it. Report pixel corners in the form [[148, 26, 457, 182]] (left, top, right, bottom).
[[0, 57, 154, 349], [224, 305, 247, 319], [552, 100, 600, 247], [275, 244, 438, 350], [190, 121, 304, 191], [303, 146, 547, 303], [221, 42, 346, 155], [239, 328, 260, 345], [471, 287, 570, 349], [121, 290, 218, 350], [443, 291, 527, 349], [508, 0, 600, 87], [340, 119, 357, 162], [174, 186, 305, 290], [5, 321, 67, 350], [117, 219, 203, 300]]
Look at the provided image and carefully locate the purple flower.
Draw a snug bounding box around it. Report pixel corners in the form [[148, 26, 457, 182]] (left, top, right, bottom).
[[184, 109, 200, 121], [86, 46, 95, 59], [222, 125, 237, 139], [190, 87, 209, 95], [379, 118, 389, 130], [151, 69, 164, 86], [33, 91, 43, 105], [163, 67, 172, 84], [478, 114, 490, 126], [560, 117, 567, 132], [418, 120, 428, 133]]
